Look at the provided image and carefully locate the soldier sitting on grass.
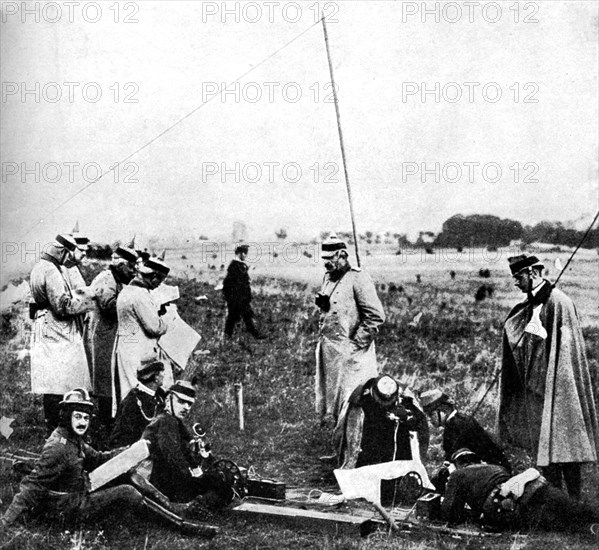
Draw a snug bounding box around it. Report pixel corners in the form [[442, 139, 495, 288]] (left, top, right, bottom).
[[0, 388, 218, 538]]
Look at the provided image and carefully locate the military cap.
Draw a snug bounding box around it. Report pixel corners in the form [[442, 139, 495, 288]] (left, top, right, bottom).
[[137, 357, 165, 381], [321, 234, 347, 259], [60, 388, 94, 412], [420, 389, 452, 413], [508, 254, 544, 276], [55, 234, 78, 252], [139, 257, 170, 276], [168, 380, 196, 403]]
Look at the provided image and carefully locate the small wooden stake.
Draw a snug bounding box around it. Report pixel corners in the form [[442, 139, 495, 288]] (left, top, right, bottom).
[[235, 382, 245, 431]]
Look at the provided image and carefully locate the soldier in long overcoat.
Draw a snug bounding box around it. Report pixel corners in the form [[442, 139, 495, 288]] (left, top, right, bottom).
[[29, 235, 94, 433], [498, 255, 599, 499], [85, 244, 138, 426], [315, 235, 385, 425], [113, 257, 172, 412]]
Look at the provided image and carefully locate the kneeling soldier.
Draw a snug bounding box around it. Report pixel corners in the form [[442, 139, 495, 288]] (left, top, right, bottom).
[[442, 448, 598, 532], [0, 388, 218, 538]]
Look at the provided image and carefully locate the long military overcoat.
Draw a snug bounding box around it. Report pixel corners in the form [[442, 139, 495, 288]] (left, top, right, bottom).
[[315, 267, 385, 420], [29, 256, 92, 394], [498, 282, 598, 466], [113, 280, 171, 408]]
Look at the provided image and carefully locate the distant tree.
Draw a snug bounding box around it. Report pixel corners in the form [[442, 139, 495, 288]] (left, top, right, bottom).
[[275, 228, 288, 240], [434, 214, 523, 248]]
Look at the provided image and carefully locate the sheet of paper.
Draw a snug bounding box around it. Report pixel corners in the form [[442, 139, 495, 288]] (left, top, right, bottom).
[[151, 284, 180, 305], [89, 440, 149, 492], [158, 309, 201, 370]]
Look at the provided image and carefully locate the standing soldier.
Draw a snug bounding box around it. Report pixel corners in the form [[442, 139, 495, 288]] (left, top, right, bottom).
[[498, 254, 598, 499], [29, 234, 94, 434], [86, 242, 138, 429], [113, 257, 172, 411], [315, 235, 385, 428], [222, 244, 265, 339], [66, 234, 90, 289]]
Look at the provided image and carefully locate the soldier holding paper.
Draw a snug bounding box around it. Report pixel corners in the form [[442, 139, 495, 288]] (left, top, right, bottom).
[[29, 234, 95, 434]]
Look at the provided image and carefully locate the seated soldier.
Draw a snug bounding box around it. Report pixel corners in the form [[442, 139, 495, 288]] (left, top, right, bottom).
[[142, 381, 233, 507], [110, 357, 166, 448], [442, 448, 598, 532], [0, 388, 217, 538], [421, 389, 511, 479], [333, 375, 429, 468]]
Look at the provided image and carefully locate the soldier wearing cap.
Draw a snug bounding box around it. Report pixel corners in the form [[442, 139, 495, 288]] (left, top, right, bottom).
[[113, 256, 173, 410], [333, 375, 428, 468], [420, 389, 511, 472], [222, 243, 266, 339], [441, 448, 599, 532], [85, 242, 139, 428], [498, 254, 598, 499], [315, 235, 385, 426], [64, 234, 90, 290], [142, 381, 232, 507], [29, 234, 95, 433], [109, 357, 166, 448], [0, 388, 218, 537]]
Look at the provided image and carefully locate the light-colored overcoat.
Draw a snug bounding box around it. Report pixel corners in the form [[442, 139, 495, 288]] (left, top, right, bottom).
[[499, 282, 598, 466], [29, 255, 92, 394], [113, 280, 171, 407], [85, 268, 122, 398], [315, 267, 385, 420]]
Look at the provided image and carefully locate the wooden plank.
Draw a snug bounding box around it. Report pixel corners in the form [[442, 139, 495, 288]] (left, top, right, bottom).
[[232, 501, 373, 536]]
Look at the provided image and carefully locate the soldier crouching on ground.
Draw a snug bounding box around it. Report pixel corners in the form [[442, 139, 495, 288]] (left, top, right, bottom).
[[441, 448, 599, 533], [333, 375, 429, 468], [0, 388, 218, 538], [142, 381, 236, 509]]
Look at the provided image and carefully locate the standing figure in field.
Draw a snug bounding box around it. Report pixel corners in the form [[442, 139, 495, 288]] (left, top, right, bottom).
[[29, 234, 94, 434], [64, 234, 90, 290], [222, 244, 265, 339], [110, 357, 166, 448], [315, 235, 385, 426], [114, 257, 172, 409], [498, 254, 598, 499], [333, 375, 429, 468], [86, 243, 138, 429]]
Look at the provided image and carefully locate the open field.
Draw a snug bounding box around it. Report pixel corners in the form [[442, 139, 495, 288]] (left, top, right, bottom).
[[1, 246, 598, 549]]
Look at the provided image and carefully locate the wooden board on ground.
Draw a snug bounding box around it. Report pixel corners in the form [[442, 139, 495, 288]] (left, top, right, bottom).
[[232, 500, 376, 536]]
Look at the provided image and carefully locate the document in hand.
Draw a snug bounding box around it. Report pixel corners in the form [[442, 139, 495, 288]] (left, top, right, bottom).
[[89, 440, 150, 492], [151, 284, 180, 305], [158, 309, 201, 370]]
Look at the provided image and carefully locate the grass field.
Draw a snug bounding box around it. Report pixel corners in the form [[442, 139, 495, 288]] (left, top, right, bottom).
[[1, 244, 598, 549]]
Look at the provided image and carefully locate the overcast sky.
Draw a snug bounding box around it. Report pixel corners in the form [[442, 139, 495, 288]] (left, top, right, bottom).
[[1, 1, 597, 247]]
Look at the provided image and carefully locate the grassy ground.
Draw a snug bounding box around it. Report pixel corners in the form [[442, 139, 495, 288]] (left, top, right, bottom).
[[1, 253, 598, 549]]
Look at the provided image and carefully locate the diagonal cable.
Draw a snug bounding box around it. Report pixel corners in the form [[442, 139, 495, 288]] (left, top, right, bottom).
[[19, 17, 324, 239]]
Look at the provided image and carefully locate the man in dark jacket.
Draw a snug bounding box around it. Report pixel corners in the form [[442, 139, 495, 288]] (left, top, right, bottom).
[[142, 381, 232, 507], [109, 357, 166, 448], [333, 375, 429, 468], [421, 389, 511, 471], [441, 448, 598, 532], [0, 388, 217, 537], [222, 244, 265, 339]]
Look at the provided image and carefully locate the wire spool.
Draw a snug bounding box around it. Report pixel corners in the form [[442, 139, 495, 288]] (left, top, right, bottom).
[[213, 459, 248, 500], [395, 471, 423, 506]]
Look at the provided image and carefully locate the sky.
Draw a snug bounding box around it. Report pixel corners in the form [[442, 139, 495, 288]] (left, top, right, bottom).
[[1, 1, 598, 248]]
